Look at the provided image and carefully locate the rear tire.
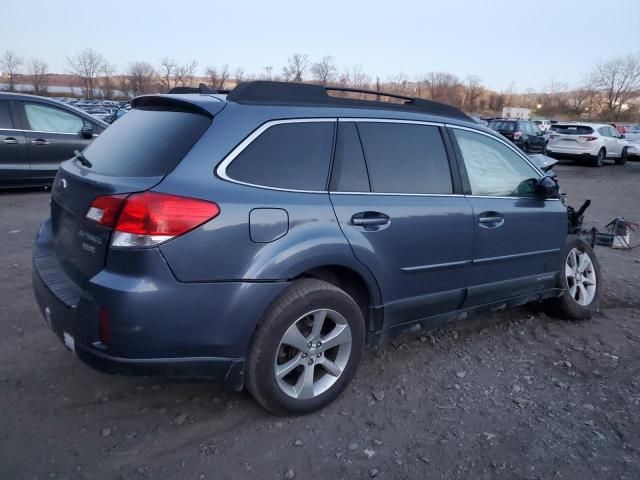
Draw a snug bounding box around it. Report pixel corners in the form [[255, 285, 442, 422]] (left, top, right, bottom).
[[246, 278, 365, 415], [544, 237, 601, 320], [616, 147, 628, 165], [591, 148, 605, 167]]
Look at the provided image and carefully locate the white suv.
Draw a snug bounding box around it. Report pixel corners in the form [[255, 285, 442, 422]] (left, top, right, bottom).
[[546, 123, 629, 167]]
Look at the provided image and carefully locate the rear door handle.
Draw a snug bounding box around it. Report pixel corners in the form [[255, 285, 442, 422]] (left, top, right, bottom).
[[478, 211, 505, 229], [2, 137, 19, 144], [351, 212, 390, 228], [30, 138, 50, 146]]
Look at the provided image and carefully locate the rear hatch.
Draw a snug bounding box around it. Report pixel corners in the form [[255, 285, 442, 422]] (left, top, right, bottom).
[[50, 97, 219, 285], [548, 125, 595, 150]]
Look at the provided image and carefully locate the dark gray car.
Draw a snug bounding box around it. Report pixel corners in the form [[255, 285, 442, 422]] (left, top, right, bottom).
[[0, 92, 107, 187], [32, 82, 601, 415]]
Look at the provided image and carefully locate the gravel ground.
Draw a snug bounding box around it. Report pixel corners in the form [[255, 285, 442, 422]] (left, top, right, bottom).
[[1, 160, 639, 480]]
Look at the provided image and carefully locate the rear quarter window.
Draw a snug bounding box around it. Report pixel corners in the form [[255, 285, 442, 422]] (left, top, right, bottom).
[[83, 108, 211, 177], [0, 101, 13, 129], [225, 121, 335, 191]]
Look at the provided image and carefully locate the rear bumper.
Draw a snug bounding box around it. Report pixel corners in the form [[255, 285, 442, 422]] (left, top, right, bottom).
[[547, 145, 599, 157], [32, 219, 289, 390]]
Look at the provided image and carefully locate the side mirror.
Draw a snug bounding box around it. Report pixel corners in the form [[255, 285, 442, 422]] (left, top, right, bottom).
[[81, 124, 94, 139], [535, 175, 560, 199], [619, 134, 625, 139]]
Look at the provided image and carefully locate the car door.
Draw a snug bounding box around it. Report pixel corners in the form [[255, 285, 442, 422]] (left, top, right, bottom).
[[529, 122, 546, 151], [330, 120, 475, 330], [448, 126, 567, 307], [0, 99, 29, 186], [608, 126, 624, 156], [18, 100, 94, 183]]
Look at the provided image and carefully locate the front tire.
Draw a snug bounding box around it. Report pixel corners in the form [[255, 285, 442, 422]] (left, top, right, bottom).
[[546, 237, 601, 320], [246, 278, 365, 415], [616, 147, 628, 165]]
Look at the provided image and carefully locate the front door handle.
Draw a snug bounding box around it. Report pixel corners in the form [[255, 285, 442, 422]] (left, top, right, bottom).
[[30, 138, 50, 146], [478, 211, 505, 229], [351, 212, 390, 229], [2, 137, 19, 144]]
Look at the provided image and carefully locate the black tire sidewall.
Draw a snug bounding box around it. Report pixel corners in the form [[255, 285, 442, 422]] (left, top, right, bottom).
[[616, 148, 627, 165], [247, 280, 365, 415], [594, 149, 605, 167]]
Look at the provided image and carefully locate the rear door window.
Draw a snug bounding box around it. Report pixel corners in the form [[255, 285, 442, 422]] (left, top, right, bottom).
[[226, 121, 334, 191], [83, 108, 212, 177], [356, 122, 453, 194], [0, 101, 13, 129], [330, 122, 370, 192], [24, 103, 84, 133]]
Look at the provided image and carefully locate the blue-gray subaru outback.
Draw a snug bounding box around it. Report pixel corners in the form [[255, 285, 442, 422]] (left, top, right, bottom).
[[32, 81, 601, 415]]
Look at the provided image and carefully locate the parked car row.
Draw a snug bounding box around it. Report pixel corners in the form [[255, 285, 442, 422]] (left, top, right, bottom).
[[0, 93, 108, 187], [56, 97, 129, 123]]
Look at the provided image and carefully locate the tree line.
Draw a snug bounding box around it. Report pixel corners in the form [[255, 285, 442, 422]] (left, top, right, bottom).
[[1, 49, 639, 121]]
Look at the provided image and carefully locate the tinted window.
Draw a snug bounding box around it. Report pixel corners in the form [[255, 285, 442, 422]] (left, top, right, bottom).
[[330, 122, 370, 192], [227, 122, 334, 191], [550, 125, 594, 135], [24, 103, 84, 133], [453, 129, 539, 197], [83, 108, 211, 177], [0, 101, 13, 129], [357, 122, 452, 194], [489, 121, 517, 132]]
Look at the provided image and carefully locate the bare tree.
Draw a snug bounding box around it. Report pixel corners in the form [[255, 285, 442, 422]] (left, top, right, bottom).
[[1, 50, 24, 91], [116, 75, 131, 99], [590, 54, 640, 120], [205, 65, 229, 89], [159, 57, 198, 91], [387, 73, 409, 95], [464, 75, 484, 111], [424, 72, 462, 106], [100, 62, 116, 99], [67, 48, 105, 98], [347, 65, 371, 90], [282, 54, 309, 82], [128, 61, 156, 96], [311, 56, 337, 85], [27, 58, 49, 95], [544, 78, 569, 114], [260, 66, 274, 80], [234, 67, 245, 85]]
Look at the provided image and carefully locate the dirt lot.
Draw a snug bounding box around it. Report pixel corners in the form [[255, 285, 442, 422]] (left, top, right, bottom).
[[1, 160, 639, 480]]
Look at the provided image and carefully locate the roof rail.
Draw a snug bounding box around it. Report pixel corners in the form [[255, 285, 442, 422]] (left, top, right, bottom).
[[226, 81, 471, 121]]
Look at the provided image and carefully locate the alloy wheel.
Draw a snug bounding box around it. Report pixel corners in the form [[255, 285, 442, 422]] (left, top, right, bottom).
[[565, 247, 597, 306], [274, 309, 352, 400]]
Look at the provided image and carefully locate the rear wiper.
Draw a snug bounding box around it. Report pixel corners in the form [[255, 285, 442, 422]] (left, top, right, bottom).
[[74, 150, 92, 168]]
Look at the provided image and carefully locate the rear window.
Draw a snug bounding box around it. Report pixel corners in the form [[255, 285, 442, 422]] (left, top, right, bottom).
[[489, 121, 517, 132], [82, 108, 211, 177], [550, 125, 594, 135], [226, 122, 334, 191]]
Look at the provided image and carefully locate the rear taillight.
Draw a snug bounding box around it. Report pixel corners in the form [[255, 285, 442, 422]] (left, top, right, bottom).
[[513, 131, 521, 140], [86, 194, 128, 227], [579, 136, 598, 141], [86, 192, 220, 248]]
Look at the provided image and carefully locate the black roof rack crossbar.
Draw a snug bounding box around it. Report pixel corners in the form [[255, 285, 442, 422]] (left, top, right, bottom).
[[226, 81, 471, 121], [166, 83, 230, 95], [324, 86, 414, 103]]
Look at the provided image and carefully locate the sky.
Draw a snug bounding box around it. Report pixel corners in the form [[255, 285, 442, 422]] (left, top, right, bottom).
[[3, 0, 639, 92]]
